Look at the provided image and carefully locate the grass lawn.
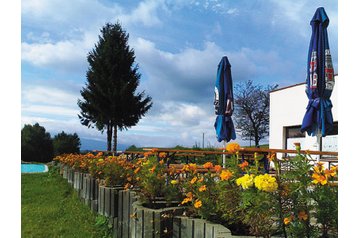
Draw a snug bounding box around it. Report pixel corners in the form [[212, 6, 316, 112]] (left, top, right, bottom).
[[21, 168, 112, 238]]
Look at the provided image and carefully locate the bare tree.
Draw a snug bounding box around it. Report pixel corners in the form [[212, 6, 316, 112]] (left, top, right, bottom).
[[234, 80, 278, 147]]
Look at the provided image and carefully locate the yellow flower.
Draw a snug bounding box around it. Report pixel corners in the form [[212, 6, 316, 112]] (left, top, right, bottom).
[[170, 180, 178, 185], [220, 170, 233, 181], [254, 174, 278, 192], [226, 142, 240, 153], [194, 199, 202, 209], [198, 185, 207, 192], [298, 211, 308, 221], [236, 174, 254, 189]]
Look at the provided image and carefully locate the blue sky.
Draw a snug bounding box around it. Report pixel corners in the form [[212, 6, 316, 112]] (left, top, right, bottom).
[[20, 0, 338, 149]]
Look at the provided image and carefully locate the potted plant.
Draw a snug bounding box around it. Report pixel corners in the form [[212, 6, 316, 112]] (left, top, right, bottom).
[[131, 153, 185, 237]]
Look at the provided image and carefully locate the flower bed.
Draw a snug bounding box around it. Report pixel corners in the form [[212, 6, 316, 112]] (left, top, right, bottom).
[[53, 144, 338, 237]]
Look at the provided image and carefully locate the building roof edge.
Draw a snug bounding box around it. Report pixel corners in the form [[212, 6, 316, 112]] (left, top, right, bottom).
[[270, 74, 338, 93]]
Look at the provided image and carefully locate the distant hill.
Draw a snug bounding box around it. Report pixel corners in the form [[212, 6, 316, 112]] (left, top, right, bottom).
[[80, 138, 129, 152]]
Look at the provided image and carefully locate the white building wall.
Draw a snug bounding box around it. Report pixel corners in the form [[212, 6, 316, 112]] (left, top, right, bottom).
[[269, 76, 338, 158]]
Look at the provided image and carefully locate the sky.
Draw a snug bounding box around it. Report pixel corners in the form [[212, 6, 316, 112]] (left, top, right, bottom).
[[20, 0, 338, 150]]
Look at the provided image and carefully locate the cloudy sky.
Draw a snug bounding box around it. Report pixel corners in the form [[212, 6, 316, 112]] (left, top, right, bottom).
[[21, 0, 338, 150]]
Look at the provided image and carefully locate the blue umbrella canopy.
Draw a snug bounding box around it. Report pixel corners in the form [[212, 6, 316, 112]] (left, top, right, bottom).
[[301, 7, 335, 137], [214, 56, 236, 142]]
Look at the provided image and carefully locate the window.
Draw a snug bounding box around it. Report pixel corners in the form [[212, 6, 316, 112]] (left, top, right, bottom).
[[326, 121, 338, 136], [286, 126, 305, 138]]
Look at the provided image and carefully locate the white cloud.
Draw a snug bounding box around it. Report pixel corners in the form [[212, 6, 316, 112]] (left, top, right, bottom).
[[158, 102, 208, 126], [21, 40, 88, 72], [22, 105, 78, 117], [133, 37, 285, 106], [119, 0, 167, 27], [22, 85, 79, 107]]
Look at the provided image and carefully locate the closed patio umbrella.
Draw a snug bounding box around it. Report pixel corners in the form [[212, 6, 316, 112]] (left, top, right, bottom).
[[301, 7, 335, 158], [214, 56, 236, 167]]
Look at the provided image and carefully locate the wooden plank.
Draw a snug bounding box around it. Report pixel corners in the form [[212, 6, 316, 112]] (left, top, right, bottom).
[[173, 217, 181, 238], [104, 187, 111, 217], [98, 186, 105, 215], [126, 190, 138, 237], [117, 190, 124, 238], [110, 188, 119, 218], [143, 209, 154, 238], [193, 219, 205, 238], [122, 190, 130, 238]]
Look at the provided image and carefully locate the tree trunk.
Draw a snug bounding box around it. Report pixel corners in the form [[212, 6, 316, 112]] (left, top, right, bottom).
[[107, 121, 112, 152], [113, 125, 117, 152], [254, 133, 260, 148]]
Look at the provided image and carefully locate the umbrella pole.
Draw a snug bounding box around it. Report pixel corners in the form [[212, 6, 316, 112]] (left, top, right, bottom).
[[222, 140, 227, 168], [317, 130, 322, 162]]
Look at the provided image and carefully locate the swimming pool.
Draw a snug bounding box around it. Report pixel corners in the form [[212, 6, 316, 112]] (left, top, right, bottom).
[[21, 164, 48, 173]]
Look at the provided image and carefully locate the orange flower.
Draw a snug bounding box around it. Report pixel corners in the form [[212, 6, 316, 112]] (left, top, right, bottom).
[[143, 152, 152, 158], [181, 197, 191, 205], [124, 183, 131, 190], [268, 153, 276, 162], [324, 168, 336, 177], [194, 199, 202, 209], [314, 162, 325, 173], [181, 192, 194, 204], [198, 177, 204, 183], [298, 211, 308, 221], [189, 163, 197, 172], [198, 185, 207, 192], [284, 217, 292, 225], [239, 160, 249, 170], [203, 162, 214, 169], [134, 167, 141, 174], [159, 159, 165, 165], [220, 170, 233, 181], [312, 173, 327, 185], [151, 148, 158, 153], [186, 192, 193, 200], [159, 152, 166, 159], [190, 177, 198, 184], [182, 164, 190, 172], [226, 142, 240, 153], [149, 166, 156, 174], [214, 165, 222, 173]]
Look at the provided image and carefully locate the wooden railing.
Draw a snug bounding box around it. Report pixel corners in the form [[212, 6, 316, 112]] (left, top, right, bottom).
[[91, 147, 337, 173]]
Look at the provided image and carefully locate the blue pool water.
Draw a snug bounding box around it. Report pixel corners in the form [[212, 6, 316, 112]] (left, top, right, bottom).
[[21, 164, 48, 173]]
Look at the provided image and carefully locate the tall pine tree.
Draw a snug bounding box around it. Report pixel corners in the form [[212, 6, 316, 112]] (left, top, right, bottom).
[[78, 22, 152, 151]]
